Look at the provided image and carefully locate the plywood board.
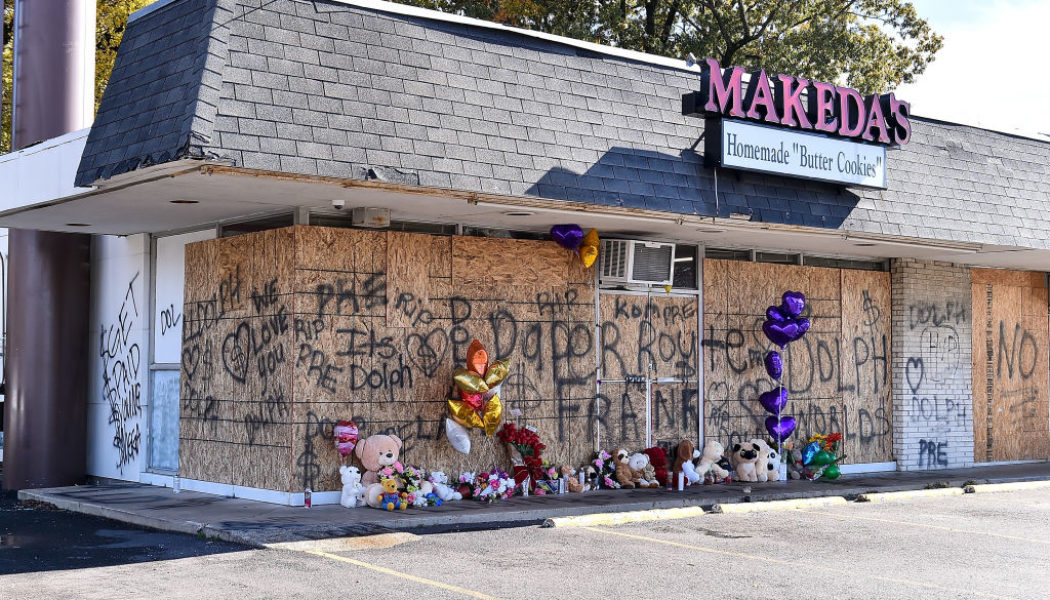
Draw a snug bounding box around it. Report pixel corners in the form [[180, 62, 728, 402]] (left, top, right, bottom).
[[972, 271, 1050, 463], [840, 270, 893, 463], [702, 259, 892, 464], [386, 231, 431, 328], [452, 235, 569, 287]]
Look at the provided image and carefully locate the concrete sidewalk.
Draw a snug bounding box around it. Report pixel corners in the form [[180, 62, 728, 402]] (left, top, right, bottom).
[[19, 462, 1050, 547]]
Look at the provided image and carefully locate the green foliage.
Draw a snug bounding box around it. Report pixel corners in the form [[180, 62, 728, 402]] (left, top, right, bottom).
[[0, 0, 149, 153], [394, 0, 942, 95]]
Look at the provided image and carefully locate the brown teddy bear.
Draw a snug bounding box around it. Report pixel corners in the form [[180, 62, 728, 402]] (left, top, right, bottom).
[[613, 447, 636, 488], [672, 439, 700, 479], [560, 465, 589, 492], [355, 434, 404, 486]]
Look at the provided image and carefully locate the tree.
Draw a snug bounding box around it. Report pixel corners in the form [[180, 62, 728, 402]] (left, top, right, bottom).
[[1, 0, 149, 153], [398, 0, 942, 95]]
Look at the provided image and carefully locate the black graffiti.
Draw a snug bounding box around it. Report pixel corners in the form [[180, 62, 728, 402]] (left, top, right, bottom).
[[249, 278, 279, 314], [315, 274, 385, 318], [908, 301, 966, 330], [294, 316, 325, 342], [182, 266, 242, 344], [244, 387, 288, 446], [101, 273, 142, 470], [348, 357, 414, 402], [296, 343, 343, 392], [405, 328, 448, 377], [997, 321, 1038, 381], [917, 439, 949, 468], [183, 395, 218, 424], [159, 303, 182, 336], [221, 305, 289, 386], [652, 386, 699, 436], [393, 292, 436, 328], [296, 411, 336, 490]]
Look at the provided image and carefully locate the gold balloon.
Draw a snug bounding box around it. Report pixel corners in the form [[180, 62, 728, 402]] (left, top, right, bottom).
[[483, 358, 511, 388], [579, 244, 598, 268], [448, 399, 485, 429], [453, 369, 489, 394], [482, 393, 503, 437], [579, 229, 599, 268]]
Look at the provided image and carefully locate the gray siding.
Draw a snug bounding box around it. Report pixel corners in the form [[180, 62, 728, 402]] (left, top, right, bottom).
[[77, 0, 1050, 250]]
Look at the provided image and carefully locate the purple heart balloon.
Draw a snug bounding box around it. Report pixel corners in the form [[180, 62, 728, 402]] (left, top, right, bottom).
[[763, 320, 799, 348], [795, 318, 811, 338], [766, 305, 788, 323], [550, 224, 584, 250], [764, 351, 783, 380], [781, 291, 806, 318], [765, 415, 797, 442], [758, 387, 789, 415]]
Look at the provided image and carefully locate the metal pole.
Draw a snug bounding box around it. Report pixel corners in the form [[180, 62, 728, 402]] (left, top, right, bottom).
[[4, 0, 94, 490]]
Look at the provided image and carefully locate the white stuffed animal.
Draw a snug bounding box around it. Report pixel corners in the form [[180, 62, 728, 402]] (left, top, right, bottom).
[[339, 465, 366, 508], [752, 439, 772, 482], [428, 471, 462, 501], [695, 440, 729, 482], [761, 445, 782, 482]]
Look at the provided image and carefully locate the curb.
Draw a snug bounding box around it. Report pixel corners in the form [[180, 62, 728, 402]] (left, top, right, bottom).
[[710, 496, 848, 513], [856, 488, 966, 503], [966, 480, 1050, 494], [542, 506, 707, 528]]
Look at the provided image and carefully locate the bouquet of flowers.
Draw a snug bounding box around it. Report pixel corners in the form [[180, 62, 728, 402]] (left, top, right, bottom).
[[459, 470, 516, 503], [497, 422, 548, 486], [379, 464, 441, 506], [532, 461, 562, 495], [589, 450, 621, 489]]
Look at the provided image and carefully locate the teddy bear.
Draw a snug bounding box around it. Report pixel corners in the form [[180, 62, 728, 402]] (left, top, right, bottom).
[[642, 446, 669, 485], [752, 438, 772, 482], [355, 434, 404, 486], [560, 465, 589, 492], [696, 440, 730, 482], [376, 478, 407, 511], [728, 441, 761, 482], [673, 440, 701, 482], [428, 471, 462, 501], [339, 465, 366, 508], [787, 447, 804, 479], [613, 447, 636, 488], [629, 452, 660, 488]]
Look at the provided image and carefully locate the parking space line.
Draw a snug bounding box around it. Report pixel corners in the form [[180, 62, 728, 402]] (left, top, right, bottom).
[[580, 526, 1018, 600], [801, 510, 1050, 545], [305, 550, 503, 600]]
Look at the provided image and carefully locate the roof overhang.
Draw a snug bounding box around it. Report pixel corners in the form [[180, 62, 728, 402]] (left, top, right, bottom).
[[2, 162, 1047, 271]]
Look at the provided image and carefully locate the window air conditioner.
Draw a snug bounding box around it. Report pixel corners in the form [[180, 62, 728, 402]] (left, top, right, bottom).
[[599, 239, 675, 286]]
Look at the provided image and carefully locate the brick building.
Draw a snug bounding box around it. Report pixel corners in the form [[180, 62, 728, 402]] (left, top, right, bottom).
[[2, 0, 1048, 503]]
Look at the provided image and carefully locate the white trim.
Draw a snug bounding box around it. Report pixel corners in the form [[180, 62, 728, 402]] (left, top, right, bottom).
[[137, 472, 345, 506], [333, 0, 702, 76], [129, 0, 178, 23], [972, 459, 1049, 468], [838, 461, 897, 474]]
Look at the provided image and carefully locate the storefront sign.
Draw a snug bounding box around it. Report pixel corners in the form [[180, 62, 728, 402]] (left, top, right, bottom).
[[683, 58, 911, 146], [707, 119, 887, 188]]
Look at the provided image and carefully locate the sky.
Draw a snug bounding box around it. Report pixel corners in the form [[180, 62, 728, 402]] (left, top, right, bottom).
[[893, 0, 1050, 139]]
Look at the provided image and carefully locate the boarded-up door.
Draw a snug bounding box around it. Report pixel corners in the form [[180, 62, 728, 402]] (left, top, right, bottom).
[[971, 269, 1050, 462], [597, 292, 700, 452], [702, 260, 893, 464]]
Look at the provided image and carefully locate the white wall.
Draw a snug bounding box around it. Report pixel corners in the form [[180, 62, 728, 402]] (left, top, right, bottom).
[[0, 129, 91, 212], [87, 234, 151, 480], [154, 229, 215, 364]]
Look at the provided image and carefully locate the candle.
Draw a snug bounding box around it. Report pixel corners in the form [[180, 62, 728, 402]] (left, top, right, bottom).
[[677, 471, 685, 491]]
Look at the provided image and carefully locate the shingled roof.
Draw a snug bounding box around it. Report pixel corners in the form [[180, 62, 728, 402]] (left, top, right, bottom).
[[78, 0, 1050, 250]]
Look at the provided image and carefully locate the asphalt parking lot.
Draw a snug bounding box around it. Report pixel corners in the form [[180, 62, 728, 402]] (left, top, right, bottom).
[[2, 487, 1048, 599]]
